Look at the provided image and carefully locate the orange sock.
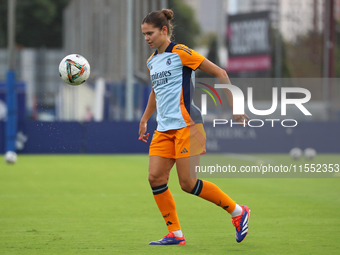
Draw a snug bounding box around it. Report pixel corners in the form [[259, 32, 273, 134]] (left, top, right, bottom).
[[152, 184, 181, 232], [191, 179, 236, 213]]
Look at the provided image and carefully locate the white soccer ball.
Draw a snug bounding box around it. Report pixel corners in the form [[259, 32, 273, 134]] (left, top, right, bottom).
[[289, 147, 302, 160], [5, 151, 17, 164], [304, 148, 316, 160], [59, 54, 90, 85]]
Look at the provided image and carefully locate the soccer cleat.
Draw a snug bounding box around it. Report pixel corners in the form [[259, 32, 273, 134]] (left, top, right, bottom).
[[149, 232, 186, 245], [231, 205, 250, 243]]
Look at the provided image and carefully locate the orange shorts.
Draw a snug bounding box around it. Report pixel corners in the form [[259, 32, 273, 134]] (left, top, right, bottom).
[[149, 123, 206, 159]]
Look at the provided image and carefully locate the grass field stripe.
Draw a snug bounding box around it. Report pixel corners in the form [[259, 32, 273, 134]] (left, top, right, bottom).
[[0, 155, 338, 253], [197, 87, 217, 106], [197, 82, 223, 106]]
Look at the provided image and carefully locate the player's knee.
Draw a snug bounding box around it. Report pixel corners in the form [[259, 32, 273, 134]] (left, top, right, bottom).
[[179, 180, 195, 193], [148, 173, 165, 187], [148, 173, 157, 186]]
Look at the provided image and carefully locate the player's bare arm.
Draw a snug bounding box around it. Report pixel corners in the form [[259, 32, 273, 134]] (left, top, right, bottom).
[[139, 89, 156, 142], [198, 58, 249, 124]]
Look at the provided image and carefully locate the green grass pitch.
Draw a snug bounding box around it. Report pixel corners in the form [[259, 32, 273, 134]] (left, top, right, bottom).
[[0, 154, 339, 254]]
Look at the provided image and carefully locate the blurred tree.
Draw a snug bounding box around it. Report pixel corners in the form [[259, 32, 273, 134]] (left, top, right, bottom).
[[206, 34, 220, 67], [0, 0, 70, 48], [270, 30, 291, 78], [286, 32, 323, 78], [0, 2, 7, 47], [168, 0, 200, 48], [196, 33, 220, 78]]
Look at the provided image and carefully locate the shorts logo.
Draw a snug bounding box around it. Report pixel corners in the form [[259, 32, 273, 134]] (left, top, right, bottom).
[[181, 148, 188, 154], [166, 58, 171, 66]]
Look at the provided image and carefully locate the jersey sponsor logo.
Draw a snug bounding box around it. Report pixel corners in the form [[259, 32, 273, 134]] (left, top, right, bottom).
[[150, 71, 171, 81], [152, 78, 169, 88], [166, 58, 171, 66], [151, 71, 172, 88]]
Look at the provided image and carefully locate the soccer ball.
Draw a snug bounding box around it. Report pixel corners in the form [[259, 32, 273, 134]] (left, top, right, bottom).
[[59, 54, 90, 85], [289, 147, 302, 160], [5, 151, 17, 164], [304, 148, 316, 160]]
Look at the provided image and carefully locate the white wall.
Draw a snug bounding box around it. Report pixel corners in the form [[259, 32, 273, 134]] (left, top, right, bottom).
[[57, 82, 95, 121]]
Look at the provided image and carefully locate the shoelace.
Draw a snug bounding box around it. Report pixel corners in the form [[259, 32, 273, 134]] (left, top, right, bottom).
[[164, 232, 175, 239], [232, 215, 242, 231]]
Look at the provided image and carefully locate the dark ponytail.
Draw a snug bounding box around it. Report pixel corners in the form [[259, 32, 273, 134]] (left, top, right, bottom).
[[142, 9, 174, 37]]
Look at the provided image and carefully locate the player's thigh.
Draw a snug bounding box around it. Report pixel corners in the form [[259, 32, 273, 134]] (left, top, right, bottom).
[[175, 123, 206, 160], [148, 156, 175, 186], [149, 130, 176, 159], [176, 155, 200, 192]]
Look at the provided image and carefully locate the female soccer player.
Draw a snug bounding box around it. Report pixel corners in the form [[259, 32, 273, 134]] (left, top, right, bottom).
[[139, 9, 250, 245]]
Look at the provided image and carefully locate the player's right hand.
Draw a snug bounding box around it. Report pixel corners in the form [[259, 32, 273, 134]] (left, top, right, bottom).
[[139, 121, 149, 143], [233, 114, 250, 126]]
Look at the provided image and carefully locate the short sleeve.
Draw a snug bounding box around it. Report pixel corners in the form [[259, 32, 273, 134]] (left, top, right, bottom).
[[173, 44, 205, 70], [146, 53, 155, 74]]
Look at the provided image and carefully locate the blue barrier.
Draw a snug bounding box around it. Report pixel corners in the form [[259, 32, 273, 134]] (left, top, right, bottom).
[[204, 122, 340, 153], [0, 121, 339, 154], [85, 121, 157, 153], [20, 122, 84, 154], [5, 71, 17, 152], [0, 81, 26, 153], [0, 81, 26, 122], [10, 121, 157, 154]]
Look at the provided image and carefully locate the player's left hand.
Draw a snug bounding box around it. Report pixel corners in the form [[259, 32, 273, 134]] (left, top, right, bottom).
[[139, 133, 150, 143], [138, 121, 150, 143], [233, 114, 250, 126]]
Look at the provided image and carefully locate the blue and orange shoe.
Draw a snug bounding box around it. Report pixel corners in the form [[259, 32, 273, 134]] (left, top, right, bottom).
[[149, 232, 186, 245], [231, 205, 250, 243]]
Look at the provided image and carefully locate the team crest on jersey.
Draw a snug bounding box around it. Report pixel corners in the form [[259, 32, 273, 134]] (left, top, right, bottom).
[[166, 58, 171, 66], [150, 65, 153, 70]]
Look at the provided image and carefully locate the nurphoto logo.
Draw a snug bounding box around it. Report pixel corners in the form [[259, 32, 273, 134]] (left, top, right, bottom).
[[199, 84, 312, 128]]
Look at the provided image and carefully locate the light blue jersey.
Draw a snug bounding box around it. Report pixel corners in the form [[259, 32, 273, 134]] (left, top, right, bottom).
[[147, 42, 205, 131]]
